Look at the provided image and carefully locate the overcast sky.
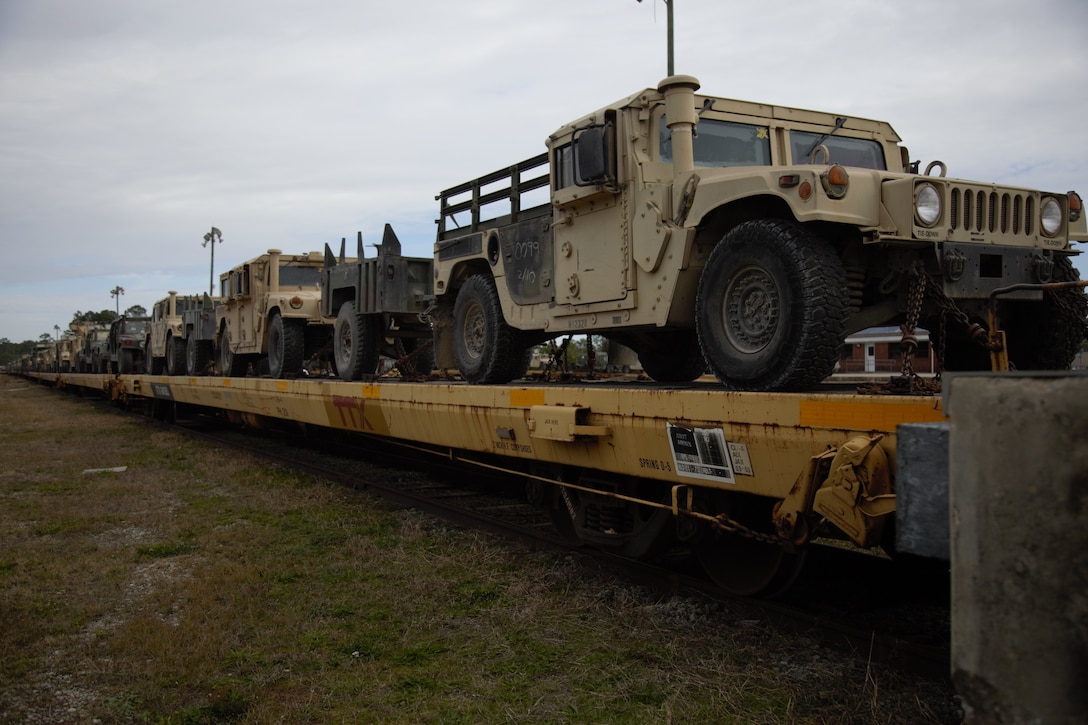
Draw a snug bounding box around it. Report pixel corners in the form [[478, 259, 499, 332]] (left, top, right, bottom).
[[2, 0, 1086, 343]]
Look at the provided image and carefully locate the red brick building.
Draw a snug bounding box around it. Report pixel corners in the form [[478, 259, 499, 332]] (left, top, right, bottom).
[[837, 327, 934, 375]]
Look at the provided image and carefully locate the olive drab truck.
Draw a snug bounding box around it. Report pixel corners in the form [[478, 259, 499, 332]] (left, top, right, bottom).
[[321, 225, 434, 381], [216, 249, 343, 379], [431, 75, 1088, 391], [82, 325, 111, 372], [107, 316, 149, 374], [147, 291, 205, 376]]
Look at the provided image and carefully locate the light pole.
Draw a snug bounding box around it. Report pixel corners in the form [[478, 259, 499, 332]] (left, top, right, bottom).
[[53, 325, 60, 341], [636, 0, 674, 75], [203, 227, 223, 296], [110, 286, 125, 316]]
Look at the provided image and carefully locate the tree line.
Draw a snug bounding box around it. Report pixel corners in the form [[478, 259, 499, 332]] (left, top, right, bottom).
[[0, 306, 147, 366]]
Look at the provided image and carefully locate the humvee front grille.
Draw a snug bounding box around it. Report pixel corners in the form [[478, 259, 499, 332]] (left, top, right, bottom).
[[949, 186, 1036, 237]]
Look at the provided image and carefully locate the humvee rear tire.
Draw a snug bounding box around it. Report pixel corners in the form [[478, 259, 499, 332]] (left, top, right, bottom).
[[334, 302, 381, 381], [268, 312, 304, 379], [453, 274, 526, 384], [119, 349, 136, 374], [186, 334, 212, 376], [166, 335, 186, 376], [637, 330, 706, 383], [696, 219, 848, 392]]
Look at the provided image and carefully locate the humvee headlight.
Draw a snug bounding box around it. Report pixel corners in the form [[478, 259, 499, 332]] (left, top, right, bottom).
[[915, 183, 941, 227], [1041, 197, 1063, 236]]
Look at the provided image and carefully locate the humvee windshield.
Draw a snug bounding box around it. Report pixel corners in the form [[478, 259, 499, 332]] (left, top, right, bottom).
[[660, 117, 772, 168], [279, 264, 321, 288], [789, 131, 885, 169]]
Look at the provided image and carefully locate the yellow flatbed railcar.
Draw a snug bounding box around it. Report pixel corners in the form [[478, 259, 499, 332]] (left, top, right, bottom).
[[25, 371, 946, 595]]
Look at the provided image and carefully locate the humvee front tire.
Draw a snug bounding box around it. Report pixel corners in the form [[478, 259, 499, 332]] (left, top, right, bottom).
[[453, 274, 527, 384], [218, 327, 248, 377], [1004, 255, 1088, 370], [119, 349, 136, 374], [333, 302, 381, 381], [268, 312, 304, 379], [696, 219, 848, 392]]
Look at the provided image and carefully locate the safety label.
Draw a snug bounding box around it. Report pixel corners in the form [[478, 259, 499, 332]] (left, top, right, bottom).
[[667, 423, 736, 484]]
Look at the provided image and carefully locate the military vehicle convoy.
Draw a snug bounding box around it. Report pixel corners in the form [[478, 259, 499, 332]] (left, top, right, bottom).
[[430, 74, 1087, 390], [41, 74, 1084, 389], [321, 226, 434, 381], [215, 249, 338, 378]]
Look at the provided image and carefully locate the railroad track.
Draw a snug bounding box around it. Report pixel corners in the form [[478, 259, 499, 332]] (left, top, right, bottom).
[[88, 395, 952, 682]]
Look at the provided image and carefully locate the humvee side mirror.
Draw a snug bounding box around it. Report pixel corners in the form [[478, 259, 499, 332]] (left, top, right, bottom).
[[573, 124, 614, 187]]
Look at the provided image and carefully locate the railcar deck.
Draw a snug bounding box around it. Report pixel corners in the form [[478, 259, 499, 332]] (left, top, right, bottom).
[[29, 372, 944, 503]]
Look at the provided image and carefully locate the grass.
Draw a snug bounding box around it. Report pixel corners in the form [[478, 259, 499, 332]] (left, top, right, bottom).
[[0, 375, 959, 723]]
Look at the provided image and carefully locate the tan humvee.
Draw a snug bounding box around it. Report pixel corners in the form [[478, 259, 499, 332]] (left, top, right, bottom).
[[215, 249, 343, 378], [54, 336, 76, 373], [146, 291, 206, 376], [432, 75, 1087, 391]]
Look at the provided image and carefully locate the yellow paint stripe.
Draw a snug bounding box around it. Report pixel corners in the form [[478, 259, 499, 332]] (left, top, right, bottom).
[[509, 388, 546, 407], [275, 380, 288, 392], [799, 399, 945, 431], [362, 383, 381, 399]]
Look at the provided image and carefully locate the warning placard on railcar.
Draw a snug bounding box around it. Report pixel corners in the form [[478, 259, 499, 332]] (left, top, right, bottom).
[[667, 423, 736, 484]]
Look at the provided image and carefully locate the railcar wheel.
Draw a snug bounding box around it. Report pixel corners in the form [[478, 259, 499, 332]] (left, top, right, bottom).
[[268, 313, 304, 379], [544, 472, 676, 559], [696, 219, 848, 391], [694, 493, 806, 597], [637, 330, 706, 382], [333, 302, 381, 381], [166, 335, 186, 376], [526, 464, 581, 544], [452, 274, 527, 384]]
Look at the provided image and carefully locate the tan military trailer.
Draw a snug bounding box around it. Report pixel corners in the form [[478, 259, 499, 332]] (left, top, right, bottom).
[[146, 291, 205, 376], [432, 75, 1088, 390], [216, 249, 340, 378]]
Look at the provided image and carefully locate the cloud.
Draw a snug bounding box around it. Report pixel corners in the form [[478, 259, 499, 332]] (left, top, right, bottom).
[[1, 0, 1086, 342]]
